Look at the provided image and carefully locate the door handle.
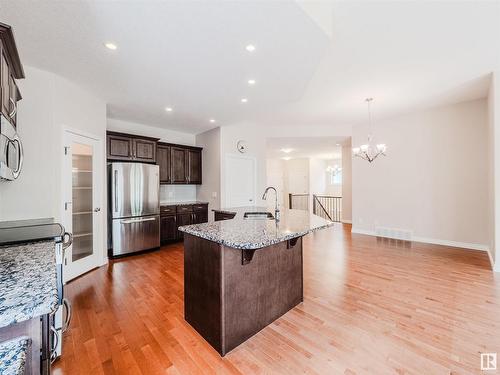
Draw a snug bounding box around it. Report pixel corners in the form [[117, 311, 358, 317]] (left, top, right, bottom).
[[114, 170, 118, 212], [121, 217, 156, 224]]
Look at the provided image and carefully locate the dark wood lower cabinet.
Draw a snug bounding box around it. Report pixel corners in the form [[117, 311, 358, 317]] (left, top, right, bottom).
[[184, 234, 303, 356], [160, 203, 208, 243], [214, 211, 236, 221], [160, 215, 177, 243]]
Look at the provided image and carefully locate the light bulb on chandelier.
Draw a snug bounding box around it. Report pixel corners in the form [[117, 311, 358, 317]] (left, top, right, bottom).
[[352, 98, 387, 163]]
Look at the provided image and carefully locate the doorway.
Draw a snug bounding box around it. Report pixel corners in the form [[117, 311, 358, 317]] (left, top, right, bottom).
[[62, 130, 102, 282], [225, 154, 256, 207]]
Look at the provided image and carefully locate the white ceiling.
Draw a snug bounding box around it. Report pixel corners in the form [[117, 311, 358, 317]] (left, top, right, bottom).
[[266, 136, 348, 161], [1, 1, 499, 134]]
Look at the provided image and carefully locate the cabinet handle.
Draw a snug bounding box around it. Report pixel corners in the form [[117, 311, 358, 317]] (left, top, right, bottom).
[[62, 298, 72, 333], [114, 170, 118, 212], [50, 326, 60, 363], [8, 98, 16, 118]]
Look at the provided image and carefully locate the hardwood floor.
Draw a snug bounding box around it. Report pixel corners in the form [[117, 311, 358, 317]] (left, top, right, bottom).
[[53, 224, 500, 374]]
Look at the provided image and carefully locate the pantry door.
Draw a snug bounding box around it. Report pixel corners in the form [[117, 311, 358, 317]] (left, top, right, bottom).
[[62, 130, 102, 282]]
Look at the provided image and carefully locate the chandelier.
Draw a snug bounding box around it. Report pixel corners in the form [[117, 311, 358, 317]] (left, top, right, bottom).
[[326, 164, 342, 176], [352, 98, 387, 163]]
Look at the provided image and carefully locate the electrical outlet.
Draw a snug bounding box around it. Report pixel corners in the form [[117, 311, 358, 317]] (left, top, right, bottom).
[[168, 191, 174, 198], [212, 192, 217, 198]]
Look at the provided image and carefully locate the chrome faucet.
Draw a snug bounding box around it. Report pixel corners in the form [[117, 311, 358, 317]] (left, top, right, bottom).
[[262, 186, 280, 221]]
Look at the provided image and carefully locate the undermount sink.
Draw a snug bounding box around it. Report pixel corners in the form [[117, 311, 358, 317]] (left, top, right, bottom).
[[243, 212, 274, 220]]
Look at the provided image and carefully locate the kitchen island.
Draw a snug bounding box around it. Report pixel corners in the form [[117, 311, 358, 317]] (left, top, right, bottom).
[[179, 206, 333, 356]]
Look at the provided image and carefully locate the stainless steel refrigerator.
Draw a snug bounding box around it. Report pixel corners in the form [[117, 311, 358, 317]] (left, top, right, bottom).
[[108, 162, 160, 256]]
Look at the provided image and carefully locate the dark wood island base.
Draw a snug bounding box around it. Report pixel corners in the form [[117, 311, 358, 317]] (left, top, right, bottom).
[[184, 233, 303, 356]]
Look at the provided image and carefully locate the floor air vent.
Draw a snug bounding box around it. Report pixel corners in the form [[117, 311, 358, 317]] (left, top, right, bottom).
[[375, 227, 413, 241]]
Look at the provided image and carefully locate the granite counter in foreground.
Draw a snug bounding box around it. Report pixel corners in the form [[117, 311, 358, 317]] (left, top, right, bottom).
[[178, 206, 334, 250], [0, 240, 59, 329]]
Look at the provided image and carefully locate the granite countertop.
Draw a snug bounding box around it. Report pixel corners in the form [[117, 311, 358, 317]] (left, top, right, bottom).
[[0, 241, 59, 329], [179, 206, 334, 250], [0, 336, 31, 375], [160, 201, 208, 206]]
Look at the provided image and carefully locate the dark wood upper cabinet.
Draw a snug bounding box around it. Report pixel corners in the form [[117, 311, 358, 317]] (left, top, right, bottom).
[[157, 144, 171, 183], [186, 148, 202, 184], [157, 143, 202, 185], [134, 138, 156, 162], [107, 133, 133, 160], [106, 131, 159, 163], [0, 23, 24, 130], [170, 146, 188, 183]]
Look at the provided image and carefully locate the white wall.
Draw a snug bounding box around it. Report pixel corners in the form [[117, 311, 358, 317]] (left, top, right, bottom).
[[107, 118, 195, 145], [0, 65, 108, 264], [352, 98, 489, 250], [487, 71, 500, 271], [341, 142, 352, 222], [220, 124, 351, 207], [266, 158, 286, 208], [309, 158, 326, 196], [196, 127, 221, 210]]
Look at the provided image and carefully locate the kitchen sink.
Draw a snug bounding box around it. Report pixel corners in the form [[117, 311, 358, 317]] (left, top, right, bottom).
[[243, 212, 274, 220]]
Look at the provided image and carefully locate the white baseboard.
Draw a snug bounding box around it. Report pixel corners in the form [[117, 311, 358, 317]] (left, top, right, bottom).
[[351, 227, 489, 252], [341, 219, 352, 224], [487, 250, 498, 272]]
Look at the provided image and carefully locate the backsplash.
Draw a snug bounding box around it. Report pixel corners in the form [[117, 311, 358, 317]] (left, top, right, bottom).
[[160, 185, 197, 203]]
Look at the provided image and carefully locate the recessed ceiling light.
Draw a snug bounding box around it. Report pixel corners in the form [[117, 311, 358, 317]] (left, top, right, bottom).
[[209, 119, 216, 123], [245, 44, 256, 52], [248, 79, 256, 85], [335, 143, 340, 146], [104, 42, 117, 50], [241, 98, 248, 103], [282, 157, 291, 161], [165, 107, 173, 112], [280, 148, 293, 153]]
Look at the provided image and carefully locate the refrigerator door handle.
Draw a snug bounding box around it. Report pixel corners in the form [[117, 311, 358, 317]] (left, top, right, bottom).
[[121, 217, 157, 224], [114, 169, 118, 212]]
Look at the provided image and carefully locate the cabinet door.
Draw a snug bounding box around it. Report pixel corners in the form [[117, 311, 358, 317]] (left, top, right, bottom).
[[107, 134, 133, 160], [176, 213, 192, 240], [192, 211, 208, 224], [157, 145, 171, 184], [160, 215, 177, 242], [186, 149, 202, 184], [171, 147, 187, 183], [134, 138, 156, 162]]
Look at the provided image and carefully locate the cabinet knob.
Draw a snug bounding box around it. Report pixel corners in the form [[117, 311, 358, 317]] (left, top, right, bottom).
[[94, 207, 101, 212]]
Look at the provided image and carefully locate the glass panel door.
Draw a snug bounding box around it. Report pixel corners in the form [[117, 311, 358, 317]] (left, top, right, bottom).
[[71, 143, 94, 262], [62, 131, 102, 282]]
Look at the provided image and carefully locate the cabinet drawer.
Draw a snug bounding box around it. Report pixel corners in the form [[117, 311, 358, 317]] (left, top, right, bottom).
[[177, 205, 193, 213], [193, 204, 208, 212], [160, 206, 176, 215]]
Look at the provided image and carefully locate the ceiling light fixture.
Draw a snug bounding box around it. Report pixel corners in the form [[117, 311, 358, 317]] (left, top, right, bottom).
[[352, 98, 387, 163], [209, 119, 216, 123], [245, 44, 256, 52], [248, 79, 256, 85], [280, 148, 293, 153], [104, 42, 117, 50], [165, 107, 173, 112], [241, 98, 248, 103], [282, 157, 291, 161]]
